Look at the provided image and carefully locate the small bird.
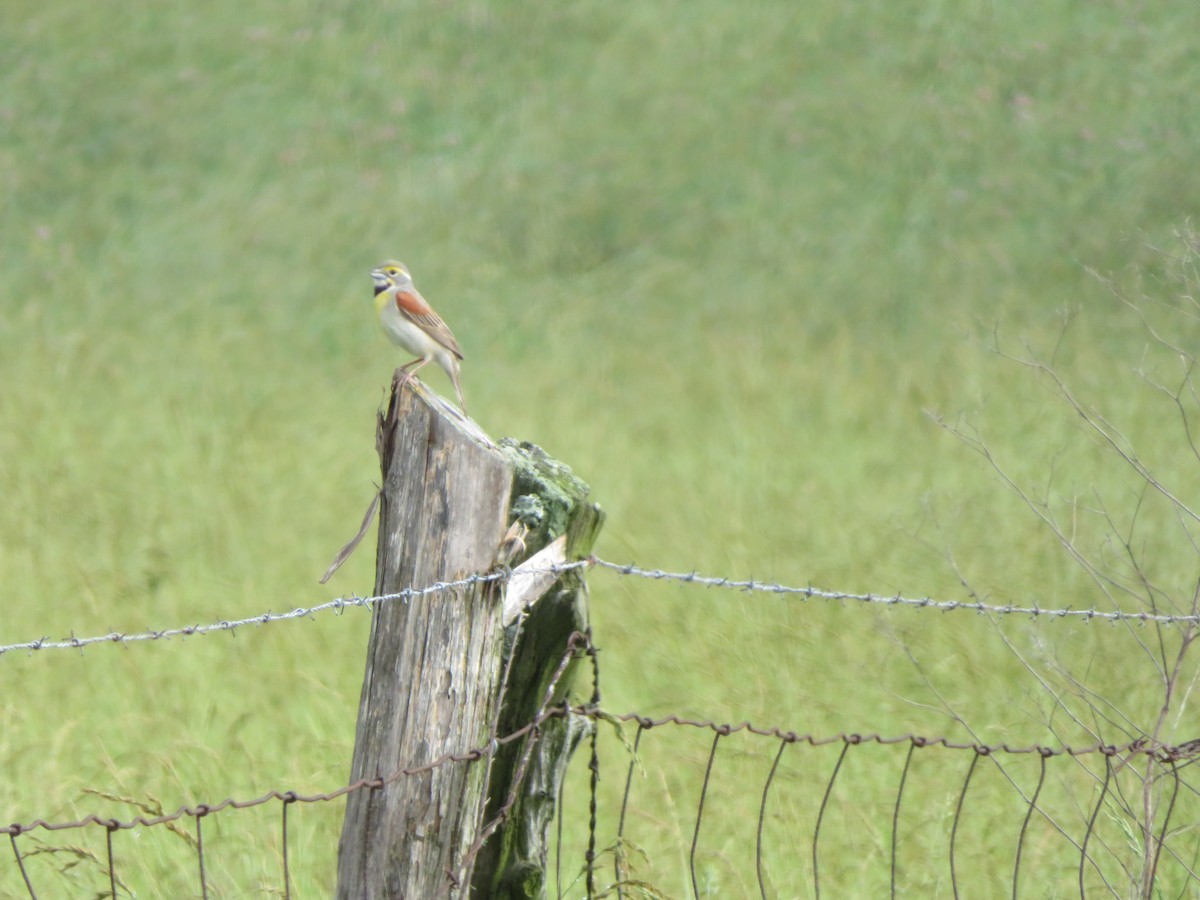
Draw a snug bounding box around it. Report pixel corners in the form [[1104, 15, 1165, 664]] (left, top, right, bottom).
[[370, 260, 467, 414]]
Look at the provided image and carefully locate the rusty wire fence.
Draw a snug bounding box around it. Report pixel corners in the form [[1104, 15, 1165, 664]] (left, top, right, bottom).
[[4, 561, 1200, 897], [5, 702, 1199, 897]]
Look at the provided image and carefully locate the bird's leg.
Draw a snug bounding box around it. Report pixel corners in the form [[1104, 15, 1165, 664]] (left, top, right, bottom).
[[395, 358, 431, 394]]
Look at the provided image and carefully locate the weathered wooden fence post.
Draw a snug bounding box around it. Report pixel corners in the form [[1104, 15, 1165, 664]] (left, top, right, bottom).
[[336, 376, 603, 898]]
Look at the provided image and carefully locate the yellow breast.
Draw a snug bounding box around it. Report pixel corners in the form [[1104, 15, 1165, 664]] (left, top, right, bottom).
[[373, 288, 392, 319]]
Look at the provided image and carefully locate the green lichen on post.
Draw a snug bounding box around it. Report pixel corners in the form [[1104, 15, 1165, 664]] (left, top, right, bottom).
[[498, 438, 594, 554], [493, 861, 543, 899], [471, 439, 605, 899]]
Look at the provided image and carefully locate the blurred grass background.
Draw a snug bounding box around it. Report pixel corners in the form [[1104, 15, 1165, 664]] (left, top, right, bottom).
[[4, 0, 1200, 895]]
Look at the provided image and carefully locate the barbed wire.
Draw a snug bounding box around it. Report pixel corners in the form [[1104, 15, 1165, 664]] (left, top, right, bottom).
[[0, 563, 583, 658], [3, 555, 1198, 661], [590, 559, 1200, 626]]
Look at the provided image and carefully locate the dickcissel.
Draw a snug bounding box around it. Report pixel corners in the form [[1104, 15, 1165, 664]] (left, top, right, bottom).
[[370, 260, 467, 414]]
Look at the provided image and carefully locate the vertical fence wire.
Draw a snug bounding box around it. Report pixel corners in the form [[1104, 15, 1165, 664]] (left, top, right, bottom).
[[615, 722, 646, 900], [556, 771, 566, 900], [281, 792, 295, 900], [1079, 754, 1111, 900], [690, 730, 723, 899], [891, 742, 916, 899], [586, 634, 601, 900], [9, 833, 36, 900], [949, 751, 980, 900], [756, 738, 790, 900], [196, 809, 209, 900], [1012, 752, 1048, 900], [105, 822, 117, 899], [587, 719, 600, 898], [813, 741, 851, 900], [1148, 761, 1182, 892]]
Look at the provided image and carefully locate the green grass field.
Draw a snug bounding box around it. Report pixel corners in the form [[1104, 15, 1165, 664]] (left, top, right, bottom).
[[5, 0, 1200, 895]]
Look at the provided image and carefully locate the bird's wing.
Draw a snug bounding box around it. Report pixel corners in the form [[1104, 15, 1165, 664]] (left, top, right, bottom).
[[394, 288, 464, 359]]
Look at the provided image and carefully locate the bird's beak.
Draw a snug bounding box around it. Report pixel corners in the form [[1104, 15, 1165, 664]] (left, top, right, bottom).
[[370, 269, 390, 295]]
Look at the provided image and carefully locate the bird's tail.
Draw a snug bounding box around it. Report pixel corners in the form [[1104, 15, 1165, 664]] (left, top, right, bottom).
[[449, 359, 467, 415]]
